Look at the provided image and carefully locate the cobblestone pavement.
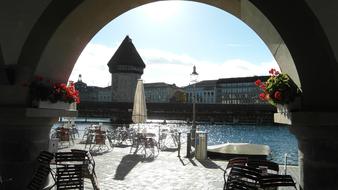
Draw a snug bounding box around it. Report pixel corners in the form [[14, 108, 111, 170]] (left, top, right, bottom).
[[58, 136, 299, 190]]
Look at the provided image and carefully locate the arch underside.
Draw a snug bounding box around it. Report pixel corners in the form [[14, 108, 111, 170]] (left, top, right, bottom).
[[8, 0, 338, 108]]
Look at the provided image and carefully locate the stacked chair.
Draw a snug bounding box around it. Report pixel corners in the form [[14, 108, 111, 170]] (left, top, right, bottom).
[[224, 157, 297, 190], [27, 151, 55, 190], [28, 150, 99, 190]]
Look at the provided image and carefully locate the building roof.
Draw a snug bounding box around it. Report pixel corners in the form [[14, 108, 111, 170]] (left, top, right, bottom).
[[184, 80, 217, 89], [196, 80, 217, 87], [107, 35, 145, 74], [144, 82, 178, 88], [217, 76, 269, 84]]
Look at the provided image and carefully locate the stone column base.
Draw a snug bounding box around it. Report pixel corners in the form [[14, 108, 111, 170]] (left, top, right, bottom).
[[291, 124, 338, 190], [0, 116, 57, 190]]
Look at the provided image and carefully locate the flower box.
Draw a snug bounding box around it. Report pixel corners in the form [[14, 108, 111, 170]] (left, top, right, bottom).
[[37, 101, 70, 110]]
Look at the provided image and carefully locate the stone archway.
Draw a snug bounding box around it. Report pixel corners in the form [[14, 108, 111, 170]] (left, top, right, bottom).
[[17, 0, 338, 108], [2, 0, 338, 189]]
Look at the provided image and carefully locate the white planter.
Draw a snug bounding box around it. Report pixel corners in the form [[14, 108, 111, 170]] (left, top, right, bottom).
[[37, 101, 70, 110]]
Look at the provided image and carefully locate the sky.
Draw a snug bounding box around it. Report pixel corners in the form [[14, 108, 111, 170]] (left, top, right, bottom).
[[69, 1, 279, 87]]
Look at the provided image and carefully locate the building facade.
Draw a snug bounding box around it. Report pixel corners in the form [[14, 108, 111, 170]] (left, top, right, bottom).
[[216, 76, 269, 105], [74, 74, 112, 102], [144, 82, 184, 103], [184, 80, 217, 104], [184, 76, 269, 105]]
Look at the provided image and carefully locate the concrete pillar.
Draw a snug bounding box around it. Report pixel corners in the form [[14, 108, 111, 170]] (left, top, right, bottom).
[[289, 112, 338, 190], [0, 114, 57, 190]]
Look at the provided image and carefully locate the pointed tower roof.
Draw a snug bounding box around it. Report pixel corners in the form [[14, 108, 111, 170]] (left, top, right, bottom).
[[107, 36, 146, 74]]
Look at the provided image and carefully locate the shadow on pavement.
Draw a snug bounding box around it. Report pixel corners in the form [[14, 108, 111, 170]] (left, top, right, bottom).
[[160, 147, 178, 152], [113, 144, 131, 148], [114, 154, 144, 180], [198, 159, 223, 170]]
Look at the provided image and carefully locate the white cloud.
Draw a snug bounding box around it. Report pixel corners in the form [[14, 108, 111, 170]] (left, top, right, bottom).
[[70, 43, 279, 87], [69, 44, 116, 87], [139, 49, 278, 87]]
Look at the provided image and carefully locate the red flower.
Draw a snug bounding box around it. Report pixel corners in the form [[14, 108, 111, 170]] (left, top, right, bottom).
[[259, 93, 266, 100], [255, 79, 261, 86], [269, 68, 275, 75], [274, 91, 282, 101], [260, 84, 266, 91]]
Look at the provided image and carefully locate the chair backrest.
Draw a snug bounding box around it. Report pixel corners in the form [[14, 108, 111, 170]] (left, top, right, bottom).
[[59, 128, 70, 141], [55, 152, 86, 163], [226, 157, 249, 170], [259, 174, 297, 189], [55, 152, 86, 190], [226, 165, 261, 190], [247, 159, 279, 174], [27, 151, 55, 190], [71, 149, 96, 172], [93, 129, 106, 144], [224, 157, 249, 189], [228, 165, 262, 182], [70, 149, 99, 190], [226, 178, 259, 190]]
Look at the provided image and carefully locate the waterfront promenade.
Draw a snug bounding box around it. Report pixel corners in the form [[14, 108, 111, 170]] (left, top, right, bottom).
[[57, 134, 300, 190]]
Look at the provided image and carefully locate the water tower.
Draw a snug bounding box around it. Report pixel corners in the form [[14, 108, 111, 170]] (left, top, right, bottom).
[[107, 36, 146, 102]]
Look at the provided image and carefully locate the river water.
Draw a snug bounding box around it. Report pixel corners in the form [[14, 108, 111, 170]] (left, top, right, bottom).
[[198, 124, 298, 165], [57, 118, 299, 165]]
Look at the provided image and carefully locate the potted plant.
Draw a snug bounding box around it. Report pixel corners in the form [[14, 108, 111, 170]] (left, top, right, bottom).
[[255, 68, 301, 113], [29, 76, 80, 109]]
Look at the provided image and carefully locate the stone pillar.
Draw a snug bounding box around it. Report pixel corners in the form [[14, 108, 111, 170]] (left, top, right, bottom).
[[289, 112, 338, 190], [0, 113, 57, 189]]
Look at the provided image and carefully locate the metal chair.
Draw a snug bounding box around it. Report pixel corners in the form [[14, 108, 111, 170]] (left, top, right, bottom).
[[247, 159, 279, 174], [259, 174, 297, 189], [27, 151, 55, 190], [54, 152, 86, 190], [58, 127, 74, 147], [224, 157, 249, 189], [225, 165, 261, 190], [71, 149, 100, 190]]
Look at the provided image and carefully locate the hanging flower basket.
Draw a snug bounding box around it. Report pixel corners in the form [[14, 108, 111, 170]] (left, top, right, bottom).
[[28, 76, 80, 109], [255, 68, 302, 113]]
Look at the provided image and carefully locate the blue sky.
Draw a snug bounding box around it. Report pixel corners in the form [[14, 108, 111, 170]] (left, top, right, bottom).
[[69, 1, 278, 87]]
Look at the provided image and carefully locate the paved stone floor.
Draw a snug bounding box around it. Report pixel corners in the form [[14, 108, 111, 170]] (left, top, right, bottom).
[[57, 135, 299, 190]]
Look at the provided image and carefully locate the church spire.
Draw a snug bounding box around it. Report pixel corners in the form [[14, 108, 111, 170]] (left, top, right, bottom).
[[78, 74, 82, 82]]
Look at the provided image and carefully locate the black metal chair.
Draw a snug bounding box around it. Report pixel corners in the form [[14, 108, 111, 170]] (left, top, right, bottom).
[[71, 149, 100, 190], [224, 157, 249, 189], [54, 152, 86, 190], [27, 151, 55, 190], [259, 174, 297, 189], [247, 159, 279, 174], [225, 165, 261, 190]]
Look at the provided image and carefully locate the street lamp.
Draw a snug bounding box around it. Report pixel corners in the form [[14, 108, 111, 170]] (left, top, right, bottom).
[[190, 65, 198, 146]]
